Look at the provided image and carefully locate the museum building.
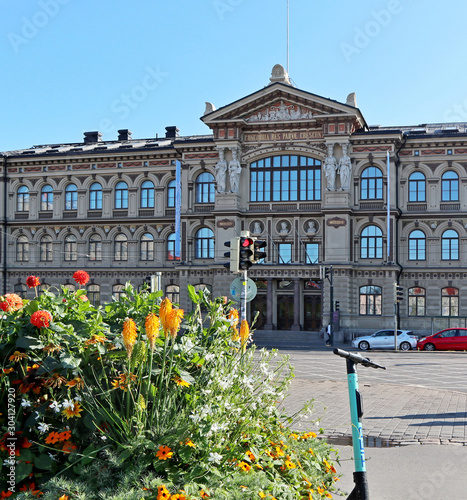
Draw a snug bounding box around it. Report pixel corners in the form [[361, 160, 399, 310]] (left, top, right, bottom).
[[2, 65, 467, 335]]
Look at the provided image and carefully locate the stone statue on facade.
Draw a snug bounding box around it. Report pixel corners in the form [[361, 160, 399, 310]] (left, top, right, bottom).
[[306, 220, 317, 234], [324, 143, 337, 191], [229, 148, 242, 193], [252, 221, 263, 234], [279, 221, 289, 234], [338, 143, 352, 191], [214, 148, 227, 193]]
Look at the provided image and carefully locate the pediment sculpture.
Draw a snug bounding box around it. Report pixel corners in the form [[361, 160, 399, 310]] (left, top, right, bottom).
[[246, 100, 313, 122]]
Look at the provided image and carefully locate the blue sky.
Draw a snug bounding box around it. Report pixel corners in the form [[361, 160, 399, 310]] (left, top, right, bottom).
[[2, 0, 467, 151]]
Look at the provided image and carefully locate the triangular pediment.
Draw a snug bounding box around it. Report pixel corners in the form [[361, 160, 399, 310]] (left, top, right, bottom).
[[201, 82, 367, 130]]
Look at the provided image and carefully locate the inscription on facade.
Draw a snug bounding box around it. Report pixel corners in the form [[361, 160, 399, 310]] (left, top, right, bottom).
[[326, 217, 347, 228], [217, 219, 235, 229], [243, 130, 323, 142]]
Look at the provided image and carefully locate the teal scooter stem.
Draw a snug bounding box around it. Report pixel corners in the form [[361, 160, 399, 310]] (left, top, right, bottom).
[[334, 348, 386, 500]]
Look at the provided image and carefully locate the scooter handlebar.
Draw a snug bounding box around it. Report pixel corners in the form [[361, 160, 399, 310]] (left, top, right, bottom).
[[333, 348, 386, 370]]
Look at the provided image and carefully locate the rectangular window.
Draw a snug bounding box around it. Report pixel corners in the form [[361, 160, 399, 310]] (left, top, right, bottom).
[[278, 243, 292, 264], [305, 243, 319, 264]]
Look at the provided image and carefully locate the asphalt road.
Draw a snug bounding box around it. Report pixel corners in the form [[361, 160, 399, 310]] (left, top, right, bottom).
[[283, 348, 467, 394]]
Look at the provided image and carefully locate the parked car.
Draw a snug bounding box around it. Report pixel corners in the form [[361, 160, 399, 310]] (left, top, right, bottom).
[[352, 330, 417, 351], [417, 328, 467, 351]]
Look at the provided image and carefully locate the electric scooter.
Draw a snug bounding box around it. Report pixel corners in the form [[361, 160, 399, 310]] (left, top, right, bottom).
[[333, 348, 386, 500]]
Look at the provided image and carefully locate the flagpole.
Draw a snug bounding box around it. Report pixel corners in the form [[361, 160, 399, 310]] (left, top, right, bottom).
[[387, 152, 390, 260], [287, 0, 289, 74]]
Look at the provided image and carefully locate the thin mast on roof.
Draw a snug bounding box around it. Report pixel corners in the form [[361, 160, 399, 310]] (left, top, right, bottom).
[[287, 0, 290, 75]]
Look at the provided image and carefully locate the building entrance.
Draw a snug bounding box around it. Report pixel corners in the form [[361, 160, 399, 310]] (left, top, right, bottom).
[[277, 294, 295, 330], [304, 295, 322, 331], [250, 294, 266, 330]]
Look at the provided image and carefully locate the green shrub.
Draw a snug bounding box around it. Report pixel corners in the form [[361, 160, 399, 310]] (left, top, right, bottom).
[[0, 274, 339, 499]]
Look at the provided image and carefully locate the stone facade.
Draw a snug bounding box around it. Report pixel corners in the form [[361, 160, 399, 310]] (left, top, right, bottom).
[[2, 65, 467, 336]]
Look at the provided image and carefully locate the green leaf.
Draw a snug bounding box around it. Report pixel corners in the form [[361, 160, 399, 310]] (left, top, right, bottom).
[[15, 462, 33, 483], [34, 453, 53, 470], [187, 284, 199, 304], [60, 353, 81, 369], [118, 448, 133, 464], [16, 336, 44, 349], [37, 356, 62, 375]]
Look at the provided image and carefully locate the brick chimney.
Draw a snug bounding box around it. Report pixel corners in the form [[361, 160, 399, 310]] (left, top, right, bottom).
[[165, 126, 179, 139], [83, 131, 102, 144], [118, 129, 132, 141]]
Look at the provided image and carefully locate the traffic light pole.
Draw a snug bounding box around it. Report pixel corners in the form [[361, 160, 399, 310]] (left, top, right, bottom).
[[240, 270, 248, 323]]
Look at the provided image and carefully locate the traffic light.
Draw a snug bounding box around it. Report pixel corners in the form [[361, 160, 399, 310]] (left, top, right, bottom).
[[252, 239, 267, 264], [238, 236, 254, 270], [224, 237, 240, 273], [395, 283, 404, 302], [335, 300, 340, 311]]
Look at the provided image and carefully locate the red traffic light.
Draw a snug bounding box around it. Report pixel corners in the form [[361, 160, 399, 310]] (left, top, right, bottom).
[[240, 237, 254, 247]]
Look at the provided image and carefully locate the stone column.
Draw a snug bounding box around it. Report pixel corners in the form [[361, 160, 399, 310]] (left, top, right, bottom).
[[264, 278, 274, 330], [291, 278, 301, 330]]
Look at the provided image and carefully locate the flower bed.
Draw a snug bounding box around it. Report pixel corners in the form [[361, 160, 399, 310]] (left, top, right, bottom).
[[0, 274, 339, 499]]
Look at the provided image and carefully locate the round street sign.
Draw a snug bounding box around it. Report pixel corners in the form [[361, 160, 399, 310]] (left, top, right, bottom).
[[230, 277, 257, 303]]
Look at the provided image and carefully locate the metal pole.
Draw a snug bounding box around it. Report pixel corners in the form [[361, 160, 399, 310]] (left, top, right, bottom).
[[240, 270, 248, 323], [394, 282, 398, 351], [329, 265, 334, 347]]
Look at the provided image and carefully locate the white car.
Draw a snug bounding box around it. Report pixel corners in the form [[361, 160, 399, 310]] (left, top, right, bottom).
[[351, 329, 418, 351]]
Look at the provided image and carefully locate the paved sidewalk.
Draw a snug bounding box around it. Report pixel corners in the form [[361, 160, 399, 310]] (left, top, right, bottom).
[[258, 333, 467, 499], [287, 378, 467, 445]]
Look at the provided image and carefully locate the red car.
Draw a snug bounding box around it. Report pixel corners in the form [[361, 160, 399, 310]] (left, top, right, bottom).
[[417, 328, 467, 351]]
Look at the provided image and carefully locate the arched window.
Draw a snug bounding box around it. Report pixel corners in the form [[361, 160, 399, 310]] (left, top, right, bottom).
[[41, 185, 53, 211], [114, 233, 128, 261], [89, 234, 102, 261], [442, 287, 459, 317], [140, 233, 154, 261], [360, 225, 383, 259], [167, 232, 180, 261], [250, 155, 321, 202], [359, 285, 382, 316], [16, 235, 29, 262], [64, 234, 77, 261], [17, 186, 29, 212], [65, 184, 78, 210], [141, 180, 154, 208], [40, 235, 53, 262], [360, 167, 383, 200], [90, 182, 102, 210], [195, 173, 215, 203], [165, 284, 180, 304], [167, 180, 176, 207], [87, 284, 100, 306], [408, 172, 426, 202], [115, 181, 128, 209], [441, 171, 459, 201], [409, 287, 426, 316], [195, 227, 214, 259], [442, 229, 459, 260], [63, 283, 76, 292], [14, 283, 27, 298], [112, 284, 125, 301], [408, 230, 426, 260]]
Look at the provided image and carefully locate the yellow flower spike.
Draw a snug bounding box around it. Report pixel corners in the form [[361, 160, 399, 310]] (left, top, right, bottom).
[[145, 313, 160, 350], [166, 308, 184, 339], [159, 297, 173, 335], [239, 319, 250, 351], [122, 318, 138, 358]]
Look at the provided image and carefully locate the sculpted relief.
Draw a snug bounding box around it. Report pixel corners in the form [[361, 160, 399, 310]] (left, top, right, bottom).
[[246, 100, 314, 122]]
